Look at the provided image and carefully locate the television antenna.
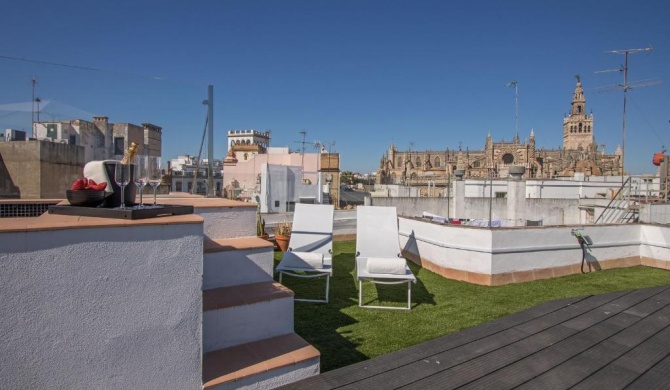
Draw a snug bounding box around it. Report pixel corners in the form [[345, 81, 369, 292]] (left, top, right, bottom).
[[595, 44, 659, 185]]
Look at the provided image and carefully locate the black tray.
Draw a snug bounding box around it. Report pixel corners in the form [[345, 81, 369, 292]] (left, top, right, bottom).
[[48, 204, 194, 220]]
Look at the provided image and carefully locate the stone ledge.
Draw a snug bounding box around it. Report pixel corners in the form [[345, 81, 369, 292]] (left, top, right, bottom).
[[203, 333, 319, 389]]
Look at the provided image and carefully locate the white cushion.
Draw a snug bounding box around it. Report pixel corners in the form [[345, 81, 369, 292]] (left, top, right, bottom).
[[366, 257, 407, 275], [282, 251, 324, 269]]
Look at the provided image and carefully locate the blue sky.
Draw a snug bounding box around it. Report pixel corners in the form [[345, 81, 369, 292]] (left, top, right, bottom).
[[1, 0, 669, 174]]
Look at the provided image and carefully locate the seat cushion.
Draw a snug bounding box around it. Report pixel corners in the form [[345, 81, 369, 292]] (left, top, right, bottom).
[[366, 257, 407, 275], [281, 251, 324, 269]]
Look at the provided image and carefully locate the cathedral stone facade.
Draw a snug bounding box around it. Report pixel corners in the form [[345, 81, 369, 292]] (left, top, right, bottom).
[[377, 79, 622, 185]]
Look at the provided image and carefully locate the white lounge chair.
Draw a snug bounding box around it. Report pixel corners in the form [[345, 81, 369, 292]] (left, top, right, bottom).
[[356, 206, 416, 310], [275, 203, 335, 303]]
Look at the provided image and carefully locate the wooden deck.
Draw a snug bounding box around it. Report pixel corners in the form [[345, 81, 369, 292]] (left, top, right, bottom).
[[279, 285, 670, 389]]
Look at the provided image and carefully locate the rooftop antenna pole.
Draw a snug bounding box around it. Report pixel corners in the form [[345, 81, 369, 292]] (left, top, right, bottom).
[[207, 85, 214, 197], [596, 45, 653, 186], [31, 77, 38, 138], [299, 131, 306, 182], [506, 80, 519, 140]]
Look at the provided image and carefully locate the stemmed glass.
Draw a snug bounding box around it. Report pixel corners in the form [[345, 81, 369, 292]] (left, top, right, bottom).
[[133, 154, 148, 208], [114, 159, 131, 209], [147, 156, 162, 207]]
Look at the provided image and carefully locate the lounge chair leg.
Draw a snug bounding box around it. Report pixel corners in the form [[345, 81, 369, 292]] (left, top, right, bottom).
[[407, 281, 412, 310], [325, 274, 330, 303], [359, 280, 363, 307]]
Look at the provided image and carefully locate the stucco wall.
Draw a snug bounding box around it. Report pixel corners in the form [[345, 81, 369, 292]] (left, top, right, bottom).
[[0, 222, 203, 389]]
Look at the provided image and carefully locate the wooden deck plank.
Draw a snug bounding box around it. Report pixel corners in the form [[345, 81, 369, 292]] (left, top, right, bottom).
[[297, 296, 587, 389], [278, 286, 670, 390], [625, 353, 670, 390]]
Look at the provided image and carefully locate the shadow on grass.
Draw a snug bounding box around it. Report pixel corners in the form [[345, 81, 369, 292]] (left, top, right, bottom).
[[274, 241, 437, 371]]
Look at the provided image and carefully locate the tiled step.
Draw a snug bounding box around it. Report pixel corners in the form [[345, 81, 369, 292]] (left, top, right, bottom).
[[203, 333, 320, 390], [203, 282, 295, 353], [204, 237, 275, 290]]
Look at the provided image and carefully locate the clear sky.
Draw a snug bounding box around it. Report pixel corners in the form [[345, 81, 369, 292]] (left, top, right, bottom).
[[1, 0, 669, 174]]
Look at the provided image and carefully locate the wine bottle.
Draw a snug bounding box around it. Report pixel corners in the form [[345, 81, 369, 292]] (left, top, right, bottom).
[[120, 142, 140, 164]]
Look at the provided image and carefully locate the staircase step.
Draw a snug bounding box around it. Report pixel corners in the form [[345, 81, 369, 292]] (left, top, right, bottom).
[[203, 282, 295, 352], [203, 237, 275, 289], [203, 333, 320, 390]]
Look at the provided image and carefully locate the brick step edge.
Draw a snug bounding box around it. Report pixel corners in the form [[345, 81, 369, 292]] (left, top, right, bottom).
[[203, 281, 293, 311], [203, 333, 320, 389], [204, 237, 275, 254]]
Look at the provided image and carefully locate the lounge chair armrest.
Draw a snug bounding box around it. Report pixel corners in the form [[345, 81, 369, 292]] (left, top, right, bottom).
[[356, 251, 360, 257]]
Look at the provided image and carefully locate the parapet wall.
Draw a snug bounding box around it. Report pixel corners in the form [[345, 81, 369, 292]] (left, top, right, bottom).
[[398, 217, 670, 285]]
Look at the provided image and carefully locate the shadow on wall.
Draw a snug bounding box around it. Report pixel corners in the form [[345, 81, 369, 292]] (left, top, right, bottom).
[[0, 153, 20, 198]]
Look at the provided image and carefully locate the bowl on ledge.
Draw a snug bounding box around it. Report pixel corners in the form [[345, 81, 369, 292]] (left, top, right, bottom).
[[66, 190, 106, 207]]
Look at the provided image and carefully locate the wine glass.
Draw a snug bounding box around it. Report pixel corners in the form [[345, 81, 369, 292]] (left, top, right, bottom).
[[114, 160, 131, 209], [147, 156, 162, 207], [133, 154, 148, 208]]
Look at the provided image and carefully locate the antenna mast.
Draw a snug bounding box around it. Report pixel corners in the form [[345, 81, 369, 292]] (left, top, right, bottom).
[[506, 80, 519, 140], [596, 45, 654, 185], [31, 77, 38, 138]]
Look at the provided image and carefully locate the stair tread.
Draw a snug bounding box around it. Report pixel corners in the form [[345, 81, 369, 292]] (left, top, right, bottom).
[[203, 333, 319, 389], [204, 237, 274, 253], [203, 282, 293, 311]]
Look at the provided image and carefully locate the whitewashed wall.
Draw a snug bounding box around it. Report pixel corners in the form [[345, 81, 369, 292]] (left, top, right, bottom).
[[398, 217, 669, 277], [0, 222, 204, 390], [399, 218, 492, 274]]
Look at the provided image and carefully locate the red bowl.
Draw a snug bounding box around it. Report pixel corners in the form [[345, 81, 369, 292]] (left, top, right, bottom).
[[66, 190, 106, 207]]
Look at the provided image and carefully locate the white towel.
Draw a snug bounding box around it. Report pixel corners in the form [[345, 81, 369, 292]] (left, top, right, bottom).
[[83, 160, 115, 195], [366, 257, 407, 275], [282, 251, 324, 269]]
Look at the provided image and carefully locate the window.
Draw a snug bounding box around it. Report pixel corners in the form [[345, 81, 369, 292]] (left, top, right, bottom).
[[244, 153, 248, 160], [176, 181, 182, 192], [578, 105, 582, 113], [502, 153, 514, 164], [434, 156, 441, 168], [46, 124, 57, 139], [579, 123, 582, 133], [114, 137, 124, 156], [495, 192, 507, 199], [397, 157, 402, 167]]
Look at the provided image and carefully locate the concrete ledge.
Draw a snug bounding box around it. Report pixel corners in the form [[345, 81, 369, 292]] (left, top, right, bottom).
[[203, 282, 293, 311], [203, 333, 320, 389]]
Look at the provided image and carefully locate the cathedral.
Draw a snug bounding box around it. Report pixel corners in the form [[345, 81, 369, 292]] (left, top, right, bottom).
[[377, 78, 622, 185]]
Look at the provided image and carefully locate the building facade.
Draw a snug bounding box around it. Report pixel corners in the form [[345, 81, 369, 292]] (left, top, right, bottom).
[[168, 155, 223, 195], [377, 79, 622, 185], [33, 116, 162, 163]]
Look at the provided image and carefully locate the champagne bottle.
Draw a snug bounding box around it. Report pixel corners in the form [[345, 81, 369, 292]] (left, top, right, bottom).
[[120, 142, 140, 164]]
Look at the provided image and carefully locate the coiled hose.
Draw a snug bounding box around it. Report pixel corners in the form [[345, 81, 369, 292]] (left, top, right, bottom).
[[577, 233, 587, 273]]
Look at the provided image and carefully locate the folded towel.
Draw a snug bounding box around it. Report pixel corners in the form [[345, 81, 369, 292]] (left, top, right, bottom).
[[366, 257, 407, 275], [281, 251, 324, 269]]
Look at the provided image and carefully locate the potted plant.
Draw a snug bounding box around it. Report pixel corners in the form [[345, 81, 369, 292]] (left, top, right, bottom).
[[255, 195, 269, 240], [274, 218, 292, 252]]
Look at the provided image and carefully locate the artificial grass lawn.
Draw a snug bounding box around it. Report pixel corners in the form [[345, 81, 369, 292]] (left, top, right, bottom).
[[274, 240, 670, 372]]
